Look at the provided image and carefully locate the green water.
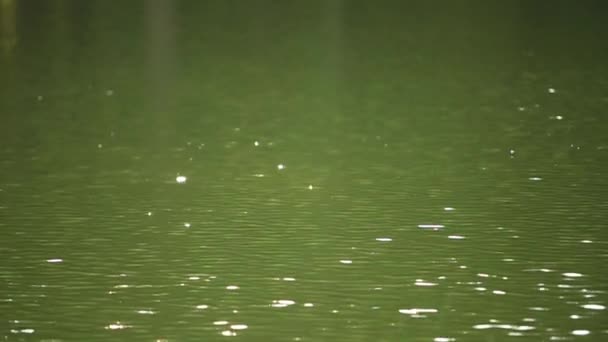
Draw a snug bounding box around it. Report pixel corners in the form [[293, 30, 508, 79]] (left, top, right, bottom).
[[1, 1, 607, 341]]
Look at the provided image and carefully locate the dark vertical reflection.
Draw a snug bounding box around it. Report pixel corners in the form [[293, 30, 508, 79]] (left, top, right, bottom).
[[145, 0, 177, 110], [0, 0, 17, 56]]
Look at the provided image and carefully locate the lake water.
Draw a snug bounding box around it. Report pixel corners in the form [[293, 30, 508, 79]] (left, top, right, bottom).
[[1, 1, 607, 341]]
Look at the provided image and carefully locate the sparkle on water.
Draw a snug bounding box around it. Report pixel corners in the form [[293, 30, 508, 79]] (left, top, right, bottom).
[[136, 309, 155, 315], [581, 304, 605, 310], [415, 279, 438, 287], [105, 322, 130, 330], [473, 323, 535, 331], [572, 330, 590, 336], [418, 224, 445, 230], [271, 299, 296, 308], [10, 328, 35, 334], [399, 308, 438, 315], [230, 324, 248, 330]]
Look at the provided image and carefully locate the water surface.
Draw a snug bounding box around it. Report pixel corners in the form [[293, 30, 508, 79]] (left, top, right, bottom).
[[1, 1, 607, 341]]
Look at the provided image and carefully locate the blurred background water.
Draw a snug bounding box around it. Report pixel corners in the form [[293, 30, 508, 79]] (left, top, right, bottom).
[[1, 1, 607, 341]]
